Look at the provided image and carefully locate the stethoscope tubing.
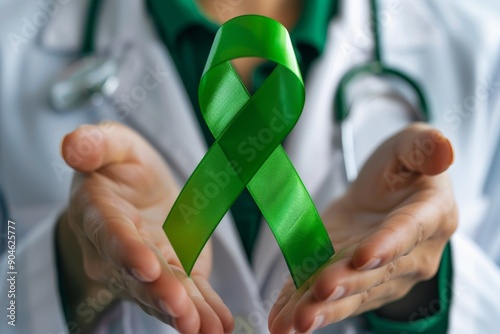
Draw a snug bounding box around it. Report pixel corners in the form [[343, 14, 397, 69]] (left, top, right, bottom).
[[63, 0, 430, 185]]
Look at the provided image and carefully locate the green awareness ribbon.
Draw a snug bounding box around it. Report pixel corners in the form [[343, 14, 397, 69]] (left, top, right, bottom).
[[163, 15, 334, 288]]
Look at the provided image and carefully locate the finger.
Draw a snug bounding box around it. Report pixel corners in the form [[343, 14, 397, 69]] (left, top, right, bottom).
[[292, 243, 443, 331], [174, 270, 225, 334], [268, 250, 353, 332], [61, 123, 150, 172], [291, 288, 356, 333], [312, 254, 416, 301], [293, 276, 416, 332], [287, 288, 365, 332], [153, 240, 229, 333], [293, 284, 397, 332], [126, 252, 201, 333], [269, 283, 309, 334], [293, 281, 404, 333], [352, 196, 453, 270], [126, 259, 193, 319], [136, 303, 176, 328], [75, 230, 199, 332], [193, 275, 235, 333], [268, 279, 296, 331], [71, 193, 161, 282], [300, 259, 407, 331]]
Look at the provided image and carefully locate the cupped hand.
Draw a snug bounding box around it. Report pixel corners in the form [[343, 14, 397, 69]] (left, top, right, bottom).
[[58, 123, 234, 334], [269, 123, 457, 333]]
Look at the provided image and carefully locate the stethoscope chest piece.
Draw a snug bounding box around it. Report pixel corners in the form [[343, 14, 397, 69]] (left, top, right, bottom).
[[50, 55, 119, 112]]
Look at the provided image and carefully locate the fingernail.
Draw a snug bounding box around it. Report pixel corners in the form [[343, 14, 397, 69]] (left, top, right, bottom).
[[327, 285, 345, 302], [297, 314, 324, 333], [59, 135, 66, 157], [445, 138, 455, 165], [130, 268, 148, 282], [433, 131, 448, 143], [309, 315, 325, 332], [158, 300, 177, 317], [358, 258, 381, 270]]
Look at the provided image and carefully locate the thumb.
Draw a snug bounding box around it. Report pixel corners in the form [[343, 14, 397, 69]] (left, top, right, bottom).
[[349, 123, 455, 270], [390, 123, 454, 176], [355, 123, 454, 193], [61, 123, 146, 172]]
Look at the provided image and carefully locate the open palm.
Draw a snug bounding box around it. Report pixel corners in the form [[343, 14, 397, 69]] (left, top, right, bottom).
[[59, 123, 233, 333], [269, 123, 457, 333]]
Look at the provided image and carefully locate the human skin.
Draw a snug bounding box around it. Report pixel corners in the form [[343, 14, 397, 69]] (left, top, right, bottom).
[[268, 124, 456, 333], [56, 1, 457, 333], [58, 124, 234, 334], [57, 122, 455, 333]]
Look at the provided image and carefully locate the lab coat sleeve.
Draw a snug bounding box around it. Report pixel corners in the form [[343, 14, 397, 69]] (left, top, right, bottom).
[[448, 232, 500, 333], [0, 210, 68, 334]]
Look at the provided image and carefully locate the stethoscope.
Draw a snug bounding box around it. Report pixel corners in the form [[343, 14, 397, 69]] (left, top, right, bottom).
[[50, 0, 118, 111], [334, 0, 430, 182], [50, 0, 430, 183]]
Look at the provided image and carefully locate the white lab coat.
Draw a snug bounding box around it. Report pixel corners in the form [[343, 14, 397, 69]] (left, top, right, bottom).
[[1, 0, 500, 333]]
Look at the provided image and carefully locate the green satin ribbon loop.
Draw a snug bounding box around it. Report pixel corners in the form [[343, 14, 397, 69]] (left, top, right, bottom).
[[163, 15, 334, 288]]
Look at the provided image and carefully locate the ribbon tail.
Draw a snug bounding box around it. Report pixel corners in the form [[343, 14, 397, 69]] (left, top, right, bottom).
[[248, 146, 334, 287]]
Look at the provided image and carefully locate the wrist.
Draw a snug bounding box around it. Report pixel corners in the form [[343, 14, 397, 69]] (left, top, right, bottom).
[[364, 243, 453, 333], [374, 274, 439, 321]]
